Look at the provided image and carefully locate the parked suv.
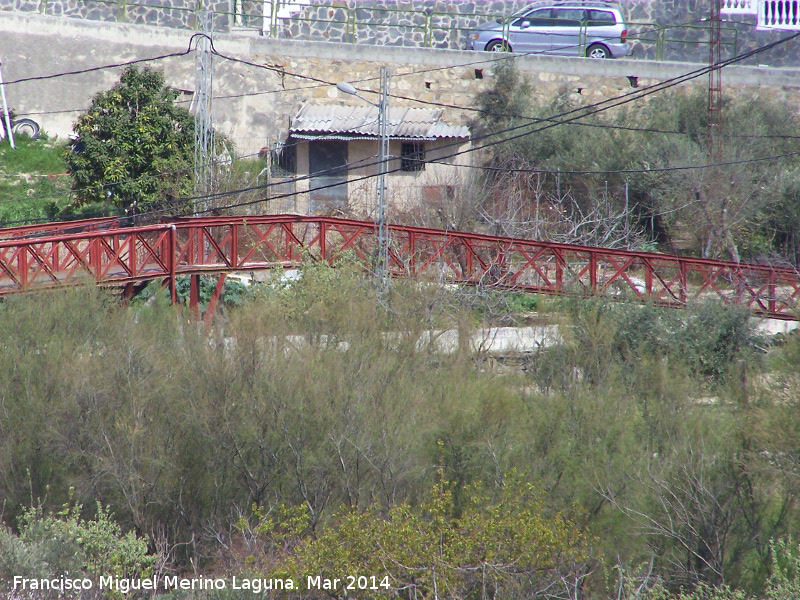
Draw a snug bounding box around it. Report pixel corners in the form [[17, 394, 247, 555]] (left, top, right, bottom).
[[467, 1, 630, 59]]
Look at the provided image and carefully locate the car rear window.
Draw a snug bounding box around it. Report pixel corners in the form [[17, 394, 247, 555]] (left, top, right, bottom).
[[587, 10, 616, 25]]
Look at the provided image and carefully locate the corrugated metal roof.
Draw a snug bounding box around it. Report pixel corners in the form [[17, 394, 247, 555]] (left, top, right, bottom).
[[290, 104, 470, 140]]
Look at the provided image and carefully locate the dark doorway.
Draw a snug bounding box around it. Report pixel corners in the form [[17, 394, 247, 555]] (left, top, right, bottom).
[[309, 140, 348, 212]]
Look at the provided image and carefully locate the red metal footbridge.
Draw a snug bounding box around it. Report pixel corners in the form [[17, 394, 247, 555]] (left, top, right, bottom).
[[1, 214, 798, 321]]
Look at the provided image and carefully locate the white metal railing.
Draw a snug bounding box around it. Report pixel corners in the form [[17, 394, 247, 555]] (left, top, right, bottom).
[[721, 0, 757, 14], [259, 0, 311, 36], [759, 0, 800, 28]]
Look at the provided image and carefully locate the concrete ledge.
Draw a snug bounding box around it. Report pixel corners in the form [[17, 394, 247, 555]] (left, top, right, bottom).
[[0, 11, 250, 55], [248, 37, 800, 88], [4, 10, 796, 89]]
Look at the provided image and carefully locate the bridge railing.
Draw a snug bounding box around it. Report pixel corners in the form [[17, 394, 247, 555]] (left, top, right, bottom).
[[0, 215, 797, 320], [0, 217, 121, 240]]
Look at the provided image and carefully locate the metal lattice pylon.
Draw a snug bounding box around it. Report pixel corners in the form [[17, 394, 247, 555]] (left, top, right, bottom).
[[194, 11, 214, 214], [375, 65, 390, 292], [708, 0, 723, 161]]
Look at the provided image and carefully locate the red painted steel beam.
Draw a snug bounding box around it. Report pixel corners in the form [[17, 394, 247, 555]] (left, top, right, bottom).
[[0, 217, 121, 240], [0, 225, 173, 294], [203, 273, 227, 330]]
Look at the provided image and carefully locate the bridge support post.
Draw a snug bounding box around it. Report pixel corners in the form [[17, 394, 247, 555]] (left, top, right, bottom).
[[190, 274, 202, 318], [679, 260, 688, 305], [555, 250, 563, 292], [203, 274, 227, 330], [169, 224, 177, 305], [769, 272, 777, 314]]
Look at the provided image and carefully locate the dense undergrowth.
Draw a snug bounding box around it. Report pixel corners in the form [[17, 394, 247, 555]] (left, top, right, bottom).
[[0, 264, 799, 599]]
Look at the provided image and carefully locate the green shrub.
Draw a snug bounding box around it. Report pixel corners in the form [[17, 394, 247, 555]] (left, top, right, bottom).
[[0, 498, 154, 598]]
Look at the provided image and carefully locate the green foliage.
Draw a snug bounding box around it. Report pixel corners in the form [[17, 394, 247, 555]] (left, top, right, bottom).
[[471, 59, 533, 136], [503, 291, 538, 314], [65, 66, 195, 214], [274, 473, 589, 599], [171, 275, 250, 309], [470, 65, 800, 264], [552, 297, 762, 385], [232, 503, 311, 572], [0, 282, 796, 599], [767, 327, 800, 372], [766, 538, 800, 599], [677, 302, 757, 380], [611, 538, 800, 599], [0, 497, 154, 597]]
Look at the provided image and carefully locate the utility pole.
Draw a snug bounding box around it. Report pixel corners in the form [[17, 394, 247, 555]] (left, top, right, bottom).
[[0, 61, 15, 150], [336, 66, 391, 294], [375, 65, 390, 292], [194, 11, 214, 214], [708, 0, 723, 161]]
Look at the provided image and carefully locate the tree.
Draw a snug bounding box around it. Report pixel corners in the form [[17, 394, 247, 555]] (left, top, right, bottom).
[[65, 66, 195, 216], [627, 89, 800, 263], [467, 64, 800, 264], [467, 62, 650, 250]]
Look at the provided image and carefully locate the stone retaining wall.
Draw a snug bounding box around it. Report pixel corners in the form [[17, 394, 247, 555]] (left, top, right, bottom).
[[276, 1, 797, 66], [2, 0, 798, 66]]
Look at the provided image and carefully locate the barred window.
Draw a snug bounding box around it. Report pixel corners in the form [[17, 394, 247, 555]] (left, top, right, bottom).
[[401, 142, 426, 172]]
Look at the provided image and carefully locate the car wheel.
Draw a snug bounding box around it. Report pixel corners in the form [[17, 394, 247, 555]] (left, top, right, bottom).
[[485, 39, 511, 52], [12, 118, 40, 140], [586, 44, 610, 59]]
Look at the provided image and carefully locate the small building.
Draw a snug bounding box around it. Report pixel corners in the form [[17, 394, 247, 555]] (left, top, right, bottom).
[[285, 104, 471, 215]]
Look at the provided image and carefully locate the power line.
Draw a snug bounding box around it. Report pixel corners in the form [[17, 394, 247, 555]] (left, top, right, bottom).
[[14, 27, 800, 214], [2, 36, 201, 86], [428, 149, 800, 175], [5, 31, 799, 227], [10, 23, 798, 135], [177, 30, 800, 216]]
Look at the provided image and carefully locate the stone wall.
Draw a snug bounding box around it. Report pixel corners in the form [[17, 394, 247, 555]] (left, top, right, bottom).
[[2, 0, 234, 30], [2, 0, 798, 66], [276, 0, 798, 66], [624, 0, 797, 66]]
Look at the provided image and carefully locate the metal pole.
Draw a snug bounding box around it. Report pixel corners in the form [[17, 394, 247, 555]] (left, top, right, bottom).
[[708, 0, 722, 161], [0, 61, 16, 150], [376, 65, 390, 292], [335, 70, 390, 294], [194, 12, 214, 215], [556, 168, 560, 199], [625, 181, 629, 235]]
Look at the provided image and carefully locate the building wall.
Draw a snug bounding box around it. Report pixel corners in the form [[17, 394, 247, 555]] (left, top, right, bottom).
[[292, 137, 470, 215]]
